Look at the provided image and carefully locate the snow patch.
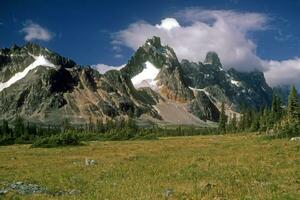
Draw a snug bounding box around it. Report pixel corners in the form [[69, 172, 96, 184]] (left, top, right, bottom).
[[230, 79, 241, 87], [204, 74, 210, 78], [189, 86, 210, 96], [0, 55, 55, 92], [131, 61, 160, 90]]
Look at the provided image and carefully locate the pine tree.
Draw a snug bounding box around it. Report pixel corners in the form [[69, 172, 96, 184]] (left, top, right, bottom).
[[287, 86, 300, 122], [96, 119, 104, 133], [271, 91, 283, 124], [14, 115, 24, 138], [1, 119, 10, 137], [88, 117, 94, 132], [218, 102, 227, 133], [61, 118, 70, 133], [250, 112, 260, 131], [228, 113, 237, 133]]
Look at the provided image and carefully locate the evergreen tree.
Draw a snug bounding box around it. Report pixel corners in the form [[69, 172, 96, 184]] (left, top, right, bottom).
[[250, 112, 260, 131], [259, 107, 270, 131], [218, 102, 227, 133], [88, 117, 94, 132], [227, 113, 237, 133], [271, 91, 283, 124], [126, 118, 138, 130], [14, 115, 24, 138], [96, 119, 104, 133], [238, 111, 246, 131], [1, 119, 10, 137], [61, 118, 71, 133], [287, 86, 300, 122]]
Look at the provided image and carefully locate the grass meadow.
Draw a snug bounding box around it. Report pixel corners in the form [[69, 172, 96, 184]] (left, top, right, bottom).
[[0, 134, 299, 199]]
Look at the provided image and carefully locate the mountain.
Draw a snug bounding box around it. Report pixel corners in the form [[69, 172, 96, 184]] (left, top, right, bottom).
[[0, 43, 158, 124], [0, 37, 274, 126]]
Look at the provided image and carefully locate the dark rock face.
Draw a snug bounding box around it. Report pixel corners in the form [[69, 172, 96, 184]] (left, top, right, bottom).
[[189, 91, 220, 121], [204, 51, 222, 67], [181, 52, 272, 111]]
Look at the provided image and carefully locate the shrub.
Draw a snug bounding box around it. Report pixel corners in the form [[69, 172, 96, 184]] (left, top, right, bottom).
[[0, 136, 15, 145], [31, 132, 81, 148], [276, 121, 300, 138], [105, 129, 135, 141]]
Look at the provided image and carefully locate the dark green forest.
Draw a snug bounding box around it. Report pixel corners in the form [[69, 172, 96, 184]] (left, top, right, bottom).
[[219, 86, 300, 139]]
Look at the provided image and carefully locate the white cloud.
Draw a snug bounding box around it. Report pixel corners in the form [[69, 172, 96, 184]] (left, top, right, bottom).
[[92, 64, 125, 74], [263, 58, 300, 87], [21, 21, 53, 42], [112, 8, 300, 87], [155, 18, 180, 30], [113, 9, 266, 72]]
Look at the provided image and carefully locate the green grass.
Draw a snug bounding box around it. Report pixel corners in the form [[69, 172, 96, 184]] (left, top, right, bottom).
[[0, 134, 299, 199]]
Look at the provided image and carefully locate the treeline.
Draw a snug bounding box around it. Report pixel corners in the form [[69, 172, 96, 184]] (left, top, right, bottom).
[[0, 115, 217, 147], [0, 117, 142, 146], [219, 86, 300, 138]]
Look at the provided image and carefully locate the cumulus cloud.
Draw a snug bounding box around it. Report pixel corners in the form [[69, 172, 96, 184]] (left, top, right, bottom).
[[263, 58, 300, 87], [113, 9, 266, 71], [112, 8, 300, 87], [21, 21, 53, 42], [92, 64, 125, 74], [155, 18, 180, 30]]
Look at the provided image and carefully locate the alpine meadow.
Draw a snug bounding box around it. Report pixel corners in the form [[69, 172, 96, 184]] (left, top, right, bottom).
[[0, 1, 300, 199]]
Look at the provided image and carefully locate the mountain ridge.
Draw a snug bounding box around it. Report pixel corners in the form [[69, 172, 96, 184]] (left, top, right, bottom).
[[0, 36, 274, 126]]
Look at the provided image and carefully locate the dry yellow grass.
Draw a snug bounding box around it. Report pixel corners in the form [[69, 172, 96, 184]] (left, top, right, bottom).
[[0, 134, 299, 199]]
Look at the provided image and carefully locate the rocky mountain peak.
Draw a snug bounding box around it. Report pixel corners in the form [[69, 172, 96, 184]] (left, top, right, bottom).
[[145, 36, 162, 48], [204, 51, 221, 67]]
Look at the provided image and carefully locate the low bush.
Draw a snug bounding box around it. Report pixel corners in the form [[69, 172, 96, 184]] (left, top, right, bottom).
[[31, 132, 81, 148], [275, 121, 300, 138], [0, 136, 15, 145]]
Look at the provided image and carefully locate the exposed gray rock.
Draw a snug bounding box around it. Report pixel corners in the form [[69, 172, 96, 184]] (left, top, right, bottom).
[[68, 189, 81, 195], [2, 181, 80, 196], [85, 157, 97, 166], [0, 189, 8, 195], [163, 188, 174, 198], [9, 181, 46, 194]]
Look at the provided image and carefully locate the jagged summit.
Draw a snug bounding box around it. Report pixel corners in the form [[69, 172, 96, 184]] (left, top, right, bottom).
[[145, 36, 162, 48], [204, 51, 222, 67]]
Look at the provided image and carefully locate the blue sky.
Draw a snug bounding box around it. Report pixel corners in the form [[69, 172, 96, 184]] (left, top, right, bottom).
[[1, 0, 300, 86]]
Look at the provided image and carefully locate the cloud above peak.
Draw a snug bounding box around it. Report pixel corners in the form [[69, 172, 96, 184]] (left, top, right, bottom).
[[113, 9, 266, 72], [155, 18, 180, 30], [112, 8, 300, 87], [21, 21, 54, 42]]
